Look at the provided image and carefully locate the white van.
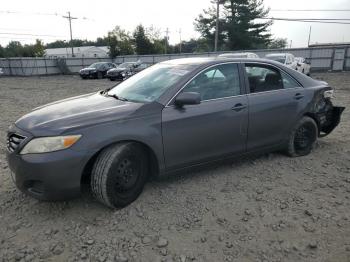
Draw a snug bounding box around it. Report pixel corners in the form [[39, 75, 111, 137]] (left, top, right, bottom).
[[218, 52, 259, 59], [264, 53, 298, 70]]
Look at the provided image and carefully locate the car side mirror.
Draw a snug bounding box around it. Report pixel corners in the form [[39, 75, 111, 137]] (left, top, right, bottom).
[[175, 92, 201, 107]]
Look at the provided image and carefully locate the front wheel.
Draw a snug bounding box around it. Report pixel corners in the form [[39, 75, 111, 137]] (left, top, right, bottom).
[[286, 116, 318, 157], [91, 142, 148, 208]]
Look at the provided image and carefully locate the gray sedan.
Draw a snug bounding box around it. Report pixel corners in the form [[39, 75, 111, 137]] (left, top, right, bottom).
[[6, 57, 345, 208]]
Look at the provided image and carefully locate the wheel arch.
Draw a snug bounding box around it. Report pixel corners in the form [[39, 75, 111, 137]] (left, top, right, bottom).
[[303, 112, 320, 134], [81, 140, 160, 185]]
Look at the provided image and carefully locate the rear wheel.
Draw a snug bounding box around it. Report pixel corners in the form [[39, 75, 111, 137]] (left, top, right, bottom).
[[91, 142, 148, 208], [286, 116, 318, 157], [97, 72, 103, 79]]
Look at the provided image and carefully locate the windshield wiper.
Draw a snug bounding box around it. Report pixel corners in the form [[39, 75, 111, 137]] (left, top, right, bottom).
[[100, 87, 111, 95], [105, 93, 129, 101]]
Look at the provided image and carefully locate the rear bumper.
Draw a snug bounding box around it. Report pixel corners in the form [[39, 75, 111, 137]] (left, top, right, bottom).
[[6, 148, 91, 201], [319, 106, 345, 137]]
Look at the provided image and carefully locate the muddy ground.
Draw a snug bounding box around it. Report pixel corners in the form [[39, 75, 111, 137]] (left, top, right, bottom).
[[0, 73, 349, 262]]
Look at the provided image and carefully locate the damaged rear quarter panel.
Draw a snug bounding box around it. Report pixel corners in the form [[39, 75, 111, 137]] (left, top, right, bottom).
[[305, 85, 345, 136]]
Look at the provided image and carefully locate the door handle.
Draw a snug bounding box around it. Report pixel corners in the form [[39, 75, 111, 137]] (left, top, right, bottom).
[[294, 93, 304, 100], [232, 103, 247, 112]]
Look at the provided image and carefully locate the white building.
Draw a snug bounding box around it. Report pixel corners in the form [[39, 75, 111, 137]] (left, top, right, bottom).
[[45, 46, 109, 58]]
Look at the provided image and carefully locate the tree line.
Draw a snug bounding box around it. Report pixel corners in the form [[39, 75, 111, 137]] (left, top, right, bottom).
[[0, 0, 288, 58]]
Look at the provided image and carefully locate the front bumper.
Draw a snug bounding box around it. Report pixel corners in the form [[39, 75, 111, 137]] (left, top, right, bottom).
[[6, 148, 90, 200], [106, 72, 123, 80], [79, 71, 97, 78], [6, 126, 92, 201]]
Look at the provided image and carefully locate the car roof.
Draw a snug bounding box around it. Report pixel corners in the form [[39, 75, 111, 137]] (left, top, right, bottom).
[[159, 57, 285, 66]]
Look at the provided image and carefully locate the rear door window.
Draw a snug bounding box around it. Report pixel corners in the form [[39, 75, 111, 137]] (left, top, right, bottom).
[[245, 64, 301, 93]]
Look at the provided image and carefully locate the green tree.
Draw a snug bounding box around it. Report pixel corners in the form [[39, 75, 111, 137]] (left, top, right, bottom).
[[0, 45, 5, 57], [107, 26, 134, 58], [195, 0, 272, 51], [133, 24, 154, 55], [33, 39, 45, 57], [5, 41, 24, 57], [46, 40, 68, 49], [268, 38, 288, 49]]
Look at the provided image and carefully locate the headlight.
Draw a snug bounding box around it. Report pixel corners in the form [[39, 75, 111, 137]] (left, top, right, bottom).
[[20, 135, 82, 154]]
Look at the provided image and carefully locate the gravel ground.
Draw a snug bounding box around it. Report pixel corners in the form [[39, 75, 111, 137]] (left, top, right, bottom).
[[0, 73, 349, 262]]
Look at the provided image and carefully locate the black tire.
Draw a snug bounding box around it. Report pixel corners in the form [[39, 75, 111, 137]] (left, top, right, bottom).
[[91, 142, 148, 208], [286, 116, 318, 157], [97, 72, 103, 79], [109, 77, 116, 81], [80, 76, 87, 80]]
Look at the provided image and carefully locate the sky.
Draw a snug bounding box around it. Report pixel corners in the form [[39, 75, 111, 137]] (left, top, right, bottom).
[[0, 0, 350, 49]]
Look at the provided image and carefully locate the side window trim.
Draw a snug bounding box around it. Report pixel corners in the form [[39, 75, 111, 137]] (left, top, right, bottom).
[[243, 62, 303, 94], [165, 62, 244, 107]]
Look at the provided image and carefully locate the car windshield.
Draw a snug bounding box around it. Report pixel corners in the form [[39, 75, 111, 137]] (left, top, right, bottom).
[[265, 56, 286, 64], [117, 63, 134, 69], [107, 63, 193, 103], [88, 63, 104, 69]]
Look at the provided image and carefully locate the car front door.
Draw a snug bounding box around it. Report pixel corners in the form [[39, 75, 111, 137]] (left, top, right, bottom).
[[244, 63, 305, 151], [161, 63, 248, 170]]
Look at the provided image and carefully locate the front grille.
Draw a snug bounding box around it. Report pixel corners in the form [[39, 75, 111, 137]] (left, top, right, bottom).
[[7, 133, 26, 152]]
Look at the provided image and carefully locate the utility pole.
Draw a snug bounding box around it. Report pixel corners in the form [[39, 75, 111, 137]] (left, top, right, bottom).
[[178, 28, 182, 53], [62, 11, 77, 57], [290, 40, 293, 48], [307, 26, 312, 47], [214, 0, 220, 52], [164, 28, 169, 54]]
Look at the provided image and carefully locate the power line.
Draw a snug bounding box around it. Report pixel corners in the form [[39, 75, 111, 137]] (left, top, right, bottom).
[[0, 10, 62, 16], [0, 10, 94, 21], [0, 32, 65, 37], [270, 9, 350, 12], [258, 17, 350, 25], [268, 18, 350, 21]]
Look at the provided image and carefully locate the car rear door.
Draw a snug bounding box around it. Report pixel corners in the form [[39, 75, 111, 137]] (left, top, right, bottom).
[[161, 63, 248, 169], [244, 63, 306, 151]]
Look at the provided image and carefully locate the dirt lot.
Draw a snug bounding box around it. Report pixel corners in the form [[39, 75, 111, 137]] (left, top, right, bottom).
[[0, 73, 349, 262]]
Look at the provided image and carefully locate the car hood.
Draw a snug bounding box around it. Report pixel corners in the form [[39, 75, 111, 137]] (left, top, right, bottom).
[[15, 92, 143, 136], [80, 67, 97, 72], [108, 68, 126, 73]]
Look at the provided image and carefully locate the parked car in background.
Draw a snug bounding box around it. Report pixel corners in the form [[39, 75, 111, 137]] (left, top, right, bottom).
[[265, 53, 298, 70], [0, 68, 3, 75], [134, 63, 150, 73], [79, 62, 116, 79], [6, 57, 345, 208], [295, 57, 311, 76], [106, 61, 147, 81], [218, 52, 259, 58]]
